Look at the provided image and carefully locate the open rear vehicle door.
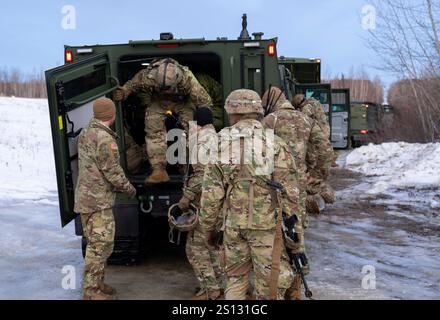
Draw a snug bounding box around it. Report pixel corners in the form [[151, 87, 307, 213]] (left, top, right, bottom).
[[294, 83, 332, 137], [331, 88, 350, 149], [45, 53, 119, 227]]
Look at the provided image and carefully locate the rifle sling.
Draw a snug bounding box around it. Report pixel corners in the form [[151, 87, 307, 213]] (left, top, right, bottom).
[[268, 189, 284, 300]]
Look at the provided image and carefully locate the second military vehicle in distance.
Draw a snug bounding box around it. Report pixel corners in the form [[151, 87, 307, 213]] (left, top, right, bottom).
[[278, 57, 350, 150], [349, 101, 380, 147]]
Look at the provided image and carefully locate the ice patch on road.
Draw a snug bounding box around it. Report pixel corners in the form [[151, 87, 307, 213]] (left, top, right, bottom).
[[0, 97, 57, 202]]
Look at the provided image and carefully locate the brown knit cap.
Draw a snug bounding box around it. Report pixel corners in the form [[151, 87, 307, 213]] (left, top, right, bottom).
[[93, 98, 116, 121]]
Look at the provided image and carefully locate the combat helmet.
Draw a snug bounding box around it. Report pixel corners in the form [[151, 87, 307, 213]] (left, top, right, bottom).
[[292, 94, 307, 109], [167, 203, 198, 243], [261, 86, 287, 115], [224, 89, 263, 115], [152, 58, 184, 93]]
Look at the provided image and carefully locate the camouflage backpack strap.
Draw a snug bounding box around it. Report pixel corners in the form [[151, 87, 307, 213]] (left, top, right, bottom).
[[220, 136, 256, 231], [234, 137, 257, 228]]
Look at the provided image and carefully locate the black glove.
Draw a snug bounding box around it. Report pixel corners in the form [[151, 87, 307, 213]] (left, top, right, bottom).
[[170, 205, 183, 220], [212, 231, 224, 248], [206, 230, 217, 247], [283, 213, 299, 243]]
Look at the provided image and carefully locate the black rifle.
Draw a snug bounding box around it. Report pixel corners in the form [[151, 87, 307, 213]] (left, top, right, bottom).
[[287, 251, 313, 298], [266, 180, 313, 299]]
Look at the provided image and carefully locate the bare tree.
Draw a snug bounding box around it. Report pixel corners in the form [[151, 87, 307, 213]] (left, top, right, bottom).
[[0, 67, 46, 98], [366, 0, 440, 141], [324, 66, 384, 104]]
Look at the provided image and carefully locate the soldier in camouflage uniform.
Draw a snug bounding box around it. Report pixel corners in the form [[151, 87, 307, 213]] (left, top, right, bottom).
[[195, 73, 223, 131], [262, 87, 333, 299], [114, 58, 212, 184], [263, 88, 333, 223], [292, 94, 335, 210], [293, 95, 331, 140], [199, 89, 301, 300], [175, 107, 224, 300], [74, 98, 136, 300]]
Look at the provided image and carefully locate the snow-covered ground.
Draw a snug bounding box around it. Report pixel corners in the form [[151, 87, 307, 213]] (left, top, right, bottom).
[[0, 97, 58, 202], [345, 143, 440, 211], [0, 97, 82, 299]]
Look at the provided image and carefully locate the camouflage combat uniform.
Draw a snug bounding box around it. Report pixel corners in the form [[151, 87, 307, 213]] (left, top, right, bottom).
[[199, 111, 300, 299], [263, 100, 333, 228], [301, 98, 331, 140], [121, 59, 212, 168], [74, 118, 135, 297], [263, 96, 333, 300], [300, 98, 334, 203], [195, 73, 223, 131], [184, 124, 223, 298]]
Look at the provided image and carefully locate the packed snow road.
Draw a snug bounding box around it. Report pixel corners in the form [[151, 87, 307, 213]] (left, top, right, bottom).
[[0, 97, 439, 300]]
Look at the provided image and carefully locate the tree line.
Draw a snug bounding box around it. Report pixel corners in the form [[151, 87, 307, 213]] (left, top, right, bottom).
[[367, 0, 440, 142], [0, 68, 47, 98], [323, 67, 384, 105]]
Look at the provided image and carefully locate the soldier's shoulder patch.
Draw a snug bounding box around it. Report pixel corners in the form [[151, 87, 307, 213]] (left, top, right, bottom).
[[109, 142, 118, 152]]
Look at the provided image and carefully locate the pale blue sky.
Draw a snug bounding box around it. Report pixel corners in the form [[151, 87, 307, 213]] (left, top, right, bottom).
[[0, 0, 388, 83]]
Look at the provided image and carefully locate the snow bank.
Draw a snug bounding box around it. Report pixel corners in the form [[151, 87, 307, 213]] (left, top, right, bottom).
[[345, 142, 440, 192], [0, 97, 57, 201]]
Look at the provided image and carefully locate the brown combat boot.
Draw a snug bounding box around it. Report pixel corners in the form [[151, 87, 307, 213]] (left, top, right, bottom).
[[191, 288, 209, 300], [191, 289, 222, 300], [83, 291, 117, 300], [246, 293, 256, 300], [320, 184, 335, 204], [285, 275, 302, 300], [99, 282, 117, 295], [306, 194, 326, 214], [145, 166, 170, 184]]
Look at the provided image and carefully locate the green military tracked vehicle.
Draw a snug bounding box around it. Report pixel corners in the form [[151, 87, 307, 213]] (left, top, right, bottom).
[[350, 101, 380, 147], [45, 15, 286, 261]]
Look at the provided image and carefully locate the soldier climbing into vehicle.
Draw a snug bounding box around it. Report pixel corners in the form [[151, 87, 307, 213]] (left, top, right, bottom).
[[113, 58, 212, 184]]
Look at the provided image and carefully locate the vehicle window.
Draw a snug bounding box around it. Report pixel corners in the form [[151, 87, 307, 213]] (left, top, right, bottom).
[[64, 67, 107, 100]]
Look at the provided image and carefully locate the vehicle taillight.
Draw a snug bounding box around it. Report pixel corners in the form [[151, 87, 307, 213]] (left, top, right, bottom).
[[65, 50, 73, 63], [360, 130, 368, 134], [267, 43, 276, 57]]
